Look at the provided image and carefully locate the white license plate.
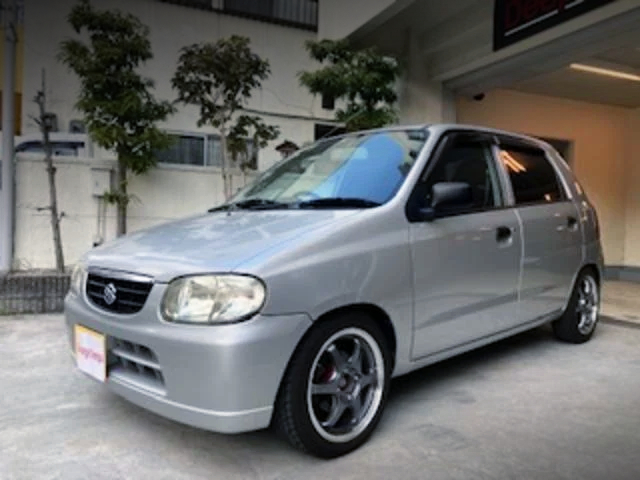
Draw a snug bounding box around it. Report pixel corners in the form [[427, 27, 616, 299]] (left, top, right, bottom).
[[74, 325, 106, 382]]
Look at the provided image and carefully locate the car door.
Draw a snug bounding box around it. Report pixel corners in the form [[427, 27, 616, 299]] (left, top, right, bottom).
[[407, 131, 523, 360], [495, 138, 582, 323]]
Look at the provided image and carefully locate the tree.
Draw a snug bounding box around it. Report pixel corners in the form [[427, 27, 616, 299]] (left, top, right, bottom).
[[299, 39, 400, 132], [58, 0, 174, 236], [171, 36, 279, 199], [34, 71, 64, 272]]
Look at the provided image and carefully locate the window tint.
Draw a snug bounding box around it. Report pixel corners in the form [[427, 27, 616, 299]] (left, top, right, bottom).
[[233, 129, 428, 206], [420, 138, 501, 214], [499, 147, 564, 205]]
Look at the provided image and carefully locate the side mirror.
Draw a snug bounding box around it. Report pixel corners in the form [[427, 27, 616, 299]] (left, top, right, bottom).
[[418, 182, 473, 221]]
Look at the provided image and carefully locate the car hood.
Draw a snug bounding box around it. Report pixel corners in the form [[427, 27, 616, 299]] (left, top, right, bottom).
[[83, 209, 360, 282]]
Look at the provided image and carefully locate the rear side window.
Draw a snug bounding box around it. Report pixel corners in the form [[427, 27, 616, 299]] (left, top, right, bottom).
[[499, 146, 565, 205]]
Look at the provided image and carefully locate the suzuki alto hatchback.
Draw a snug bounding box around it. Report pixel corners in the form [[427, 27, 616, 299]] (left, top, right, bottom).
[[65, 124, 603, 458]]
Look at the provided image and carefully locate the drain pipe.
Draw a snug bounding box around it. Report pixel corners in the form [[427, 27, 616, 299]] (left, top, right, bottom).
[[0, 0, 18, 273]]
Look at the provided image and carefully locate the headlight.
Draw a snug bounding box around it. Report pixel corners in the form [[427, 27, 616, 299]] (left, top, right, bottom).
[[70, 264, 86, 296], [161, 275, 266, 324]]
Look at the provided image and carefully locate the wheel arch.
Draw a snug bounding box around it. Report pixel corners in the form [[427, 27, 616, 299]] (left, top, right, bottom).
[[582, 263, 601, 285], [560, 263, 601, 317], [313, 303, 398, 368], [271, 303, 397, 419]]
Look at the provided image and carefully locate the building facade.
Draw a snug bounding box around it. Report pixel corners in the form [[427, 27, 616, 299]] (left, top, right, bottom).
[[21, 0, 338, 170], [6, 0, 342, 268], [3, 0, 640, 277]]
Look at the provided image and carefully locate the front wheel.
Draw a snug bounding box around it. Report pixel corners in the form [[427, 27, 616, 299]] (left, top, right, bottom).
[[553, 269, 600, 344], [274, 313, 392, 458]]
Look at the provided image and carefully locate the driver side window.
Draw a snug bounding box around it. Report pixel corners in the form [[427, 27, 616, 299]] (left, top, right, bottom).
[[419, 135, 503, 216]]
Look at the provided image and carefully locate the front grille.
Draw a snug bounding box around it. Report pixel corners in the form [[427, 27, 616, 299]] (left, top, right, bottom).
[[86, 272, 153, 314], [108, 337, 166, 396]]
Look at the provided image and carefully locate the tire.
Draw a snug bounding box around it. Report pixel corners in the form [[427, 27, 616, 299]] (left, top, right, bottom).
[[273, 312, 392, 458], [553, 269, 600, 344]]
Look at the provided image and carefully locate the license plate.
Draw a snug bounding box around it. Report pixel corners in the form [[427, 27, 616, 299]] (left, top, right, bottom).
[[74, 325, 106, 382]]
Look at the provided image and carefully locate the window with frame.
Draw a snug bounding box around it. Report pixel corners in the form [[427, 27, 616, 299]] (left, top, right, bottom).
[[156, 133, 258, 170], [499, 146, 565, 205], [156, 134, 206, 166], [15, 141, 84, 157], [160, 0, 318, 31], [417, 136, 503, 215], [208, 137, 257, 169]]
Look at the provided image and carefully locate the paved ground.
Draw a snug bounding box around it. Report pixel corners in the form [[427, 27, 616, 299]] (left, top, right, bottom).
[[1, 281, 640, 480], [602, 280, 640, 325]]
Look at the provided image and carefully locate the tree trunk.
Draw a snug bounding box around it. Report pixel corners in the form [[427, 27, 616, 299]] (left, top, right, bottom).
[[46, 157, 65, 272], [44, 139, 65, 272], [219, 127, 231, 199], [116, 158, 127, 236], [36, 74, 65, 272]]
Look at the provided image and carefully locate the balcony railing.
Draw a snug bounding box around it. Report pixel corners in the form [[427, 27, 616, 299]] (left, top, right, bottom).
[[160, 0, 318, 31]]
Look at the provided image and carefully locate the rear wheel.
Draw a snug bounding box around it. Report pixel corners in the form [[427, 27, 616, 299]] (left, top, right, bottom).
[[553, 269, 600, 343], [274, 313, 391, 458]]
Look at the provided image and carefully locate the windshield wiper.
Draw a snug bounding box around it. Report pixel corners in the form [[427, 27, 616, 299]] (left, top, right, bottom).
[[297, 197, 382, 209], [208, 198, 290, 212]]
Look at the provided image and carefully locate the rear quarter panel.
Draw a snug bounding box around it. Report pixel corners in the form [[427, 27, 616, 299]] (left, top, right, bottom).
[[545, 145, 604, 279]]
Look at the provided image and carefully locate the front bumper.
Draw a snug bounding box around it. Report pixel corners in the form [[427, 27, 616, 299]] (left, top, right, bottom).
[[64, 287, 312, 434]]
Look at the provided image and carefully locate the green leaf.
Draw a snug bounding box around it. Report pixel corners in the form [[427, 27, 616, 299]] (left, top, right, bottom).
[[171, 36, 272, 130], [300, 39, 400, 132], [58, 0, 174, 212], [171, 35, 280, 170]]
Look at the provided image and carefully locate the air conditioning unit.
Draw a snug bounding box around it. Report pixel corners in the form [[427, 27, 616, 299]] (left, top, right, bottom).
[[69, 119, 86, 133]]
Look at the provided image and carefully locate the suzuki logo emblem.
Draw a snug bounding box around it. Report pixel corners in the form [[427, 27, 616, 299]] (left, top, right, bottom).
[[103, 283, 117, 305]]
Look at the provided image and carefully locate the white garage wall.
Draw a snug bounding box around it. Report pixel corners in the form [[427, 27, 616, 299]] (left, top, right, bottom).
[[624, 108, 640, 268]]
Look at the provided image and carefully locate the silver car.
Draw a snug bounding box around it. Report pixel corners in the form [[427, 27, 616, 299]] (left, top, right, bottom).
[[65, 124, 603, 458]]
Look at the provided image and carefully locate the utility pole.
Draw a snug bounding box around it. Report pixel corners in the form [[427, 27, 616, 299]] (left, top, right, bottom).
[[0, 0, 18, 273]]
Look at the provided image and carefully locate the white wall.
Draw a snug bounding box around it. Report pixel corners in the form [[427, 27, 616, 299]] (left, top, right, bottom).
[[22, 0, 336, 170], [624, 108, 640, 267], [397, 30, 456, 125], [318, 0, 395, 40], [13, 154, 256, 270]]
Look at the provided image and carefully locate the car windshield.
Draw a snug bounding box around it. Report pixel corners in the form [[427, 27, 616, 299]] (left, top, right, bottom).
[[227, 129, 429, 209]]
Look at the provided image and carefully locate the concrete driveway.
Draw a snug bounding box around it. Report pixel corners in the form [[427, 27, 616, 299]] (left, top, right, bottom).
[[1, 282, 640, 480]]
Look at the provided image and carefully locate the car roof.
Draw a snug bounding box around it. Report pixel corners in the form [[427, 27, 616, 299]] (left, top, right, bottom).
[[429, 123, 551, 148], [324, 123, 547, 145], [323, 123, 553, 151]]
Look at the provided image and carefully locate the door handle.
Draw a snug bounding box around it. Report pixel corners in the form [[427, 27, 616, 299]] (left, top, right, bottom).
[[567, 216, 579, 230], [496, 226, 513, 243]]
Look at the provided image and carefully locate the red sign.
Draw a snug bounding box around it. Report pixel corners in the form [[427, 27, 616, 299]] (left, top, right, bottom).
[[494, 0, 616, 50]]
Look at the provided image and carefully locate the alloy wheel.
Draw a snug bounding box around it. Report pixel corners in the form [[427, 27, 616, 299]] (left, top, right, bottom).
[[306, 327, 385, 444], [576, 275, 599, 335]]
